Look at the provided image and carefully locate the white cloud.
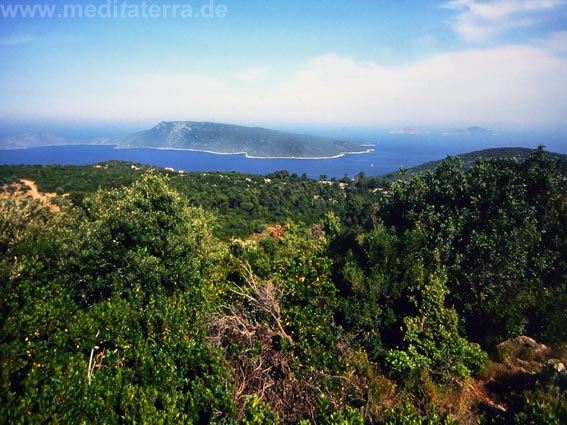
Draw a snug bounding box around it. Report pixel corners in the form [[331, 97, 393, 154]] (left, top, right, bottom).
[[412, 34, 439, 48], [442, 0, 566, 40], [265, 48, 567, 126], [236, 67, 268, 84], [533, 31, 567, 53], [3, 46, 566, 128], [0, 33, 89, 47], [0, 35, 36, 46]]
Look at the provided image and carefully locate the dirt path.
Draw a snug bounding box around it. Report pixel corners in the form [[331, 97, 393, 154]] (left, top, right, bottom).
[[20, 179, 53, 203], [2, 179, 61, 211]]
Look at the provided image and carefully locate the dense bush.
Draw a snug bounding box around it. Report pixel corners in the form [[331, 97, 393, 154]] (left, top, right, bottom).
[[0, 175, 235, 423], [1, 148, 566, 422]]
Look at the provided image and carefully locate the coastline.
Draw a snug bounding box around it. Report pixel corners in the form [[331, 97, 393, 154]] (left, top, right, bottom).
[[114, 145, 376, 160], [0, 143, 376, 160]]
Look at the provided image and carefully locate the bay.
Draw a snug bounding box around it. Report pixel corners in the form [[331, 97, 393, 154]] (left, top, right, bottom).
[[0, 132, 562, 178]]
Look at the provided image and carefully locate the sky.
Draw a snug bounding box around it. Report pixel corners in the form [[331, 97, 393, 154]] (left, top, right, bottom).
[[1, 0, 566, 133]]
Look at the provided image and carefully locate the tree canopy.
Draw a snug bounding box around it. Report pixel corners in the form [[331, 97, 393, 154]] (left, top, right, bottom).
[[1, 148, 566, 423]]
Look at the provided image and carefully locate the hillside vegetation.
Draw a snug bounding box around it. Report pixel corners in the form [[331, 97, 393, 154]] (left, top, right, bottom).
[[1, 147, 567, 423], [115, 121, 371, 158], [381, 147, 567, 180], [0, 161, 386, 240], [0, 121, 371, 158]]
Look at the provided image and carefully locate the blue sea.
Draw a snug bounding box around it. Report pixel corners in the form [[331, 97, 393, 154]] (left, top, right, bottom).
[[0, 132, 565, 179]]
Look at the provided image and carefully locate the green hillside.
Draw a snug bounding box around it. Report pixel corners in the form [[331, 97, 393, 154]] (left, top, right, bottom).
[[381, 147, 567, 179], [1, 147, 567, 423], [116, 121, 372, 158]]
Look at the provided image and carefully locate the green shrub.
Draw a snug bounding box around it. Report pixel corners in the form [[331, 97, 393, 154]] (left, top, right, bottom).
[[240, 396, 280, 424], [386, 262, 488, 383]]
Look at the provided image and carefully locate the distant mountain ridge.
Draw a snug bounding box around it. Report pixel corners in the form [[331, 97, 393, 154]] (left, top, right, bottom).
[[442, 126, 495, 136], [0, 132, 112, 150], [114, 121, 372, 158], [0, 121, 373, 158], [380, 147, 567, 179], [387, 126, 495, 136], [0, 132, 77, 149]]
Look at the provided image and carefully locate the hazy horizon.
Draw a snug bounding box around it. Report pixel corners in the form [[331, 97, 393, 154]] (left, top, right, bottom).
[[1, 0, 566, 134]]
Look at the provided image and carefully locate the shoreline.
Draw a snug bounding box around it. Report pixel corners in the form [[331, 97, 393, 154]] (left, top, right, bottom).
[[0, 143, 376, 160], [111, 145, 376, 160]]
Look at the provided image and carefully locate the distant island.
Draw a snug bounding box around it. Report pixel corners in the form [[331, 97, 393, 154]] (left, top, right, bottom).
[[0, 132, 82, 150], [442, 126, 495, 136], [387, 126, 495, 136], [389, 128, 431, 135], [0, 121, 374, 159], [114, 121, 373, 158]]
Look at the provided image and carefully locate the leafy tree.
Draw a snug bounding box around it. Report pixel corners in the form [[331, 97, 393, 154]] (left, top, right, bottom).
[[246, 225, 341, 369], [2, 148, 566, 423], [66, 174, 223, 306], [385, 260, 487, 383], [0, 175, 235, 422], [378, 150, 567, 346]]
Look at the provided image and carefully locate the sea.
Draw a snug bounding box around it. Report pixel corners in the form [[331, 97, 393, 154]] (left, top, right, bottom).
[[1, 132, 565, 179]]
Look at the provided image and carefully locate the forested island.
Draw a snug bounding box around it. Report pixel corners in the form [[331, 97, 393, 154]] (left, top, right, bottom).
[[1, 147, 566, 423], [1, 121, 372, 159], [115, 121, 373, 158]]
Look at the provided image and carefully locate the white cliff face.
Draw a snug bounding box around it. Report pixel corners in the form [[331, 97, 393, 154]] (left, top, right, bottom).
[[152, 121, 194, 146], [173, 121, 192, 133], [169, 122, 193, 145]]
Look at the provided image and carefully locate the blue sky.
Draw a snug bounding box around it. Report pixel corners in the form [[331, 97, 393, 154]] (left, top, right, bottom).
[[1, 0, 566, 132]]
